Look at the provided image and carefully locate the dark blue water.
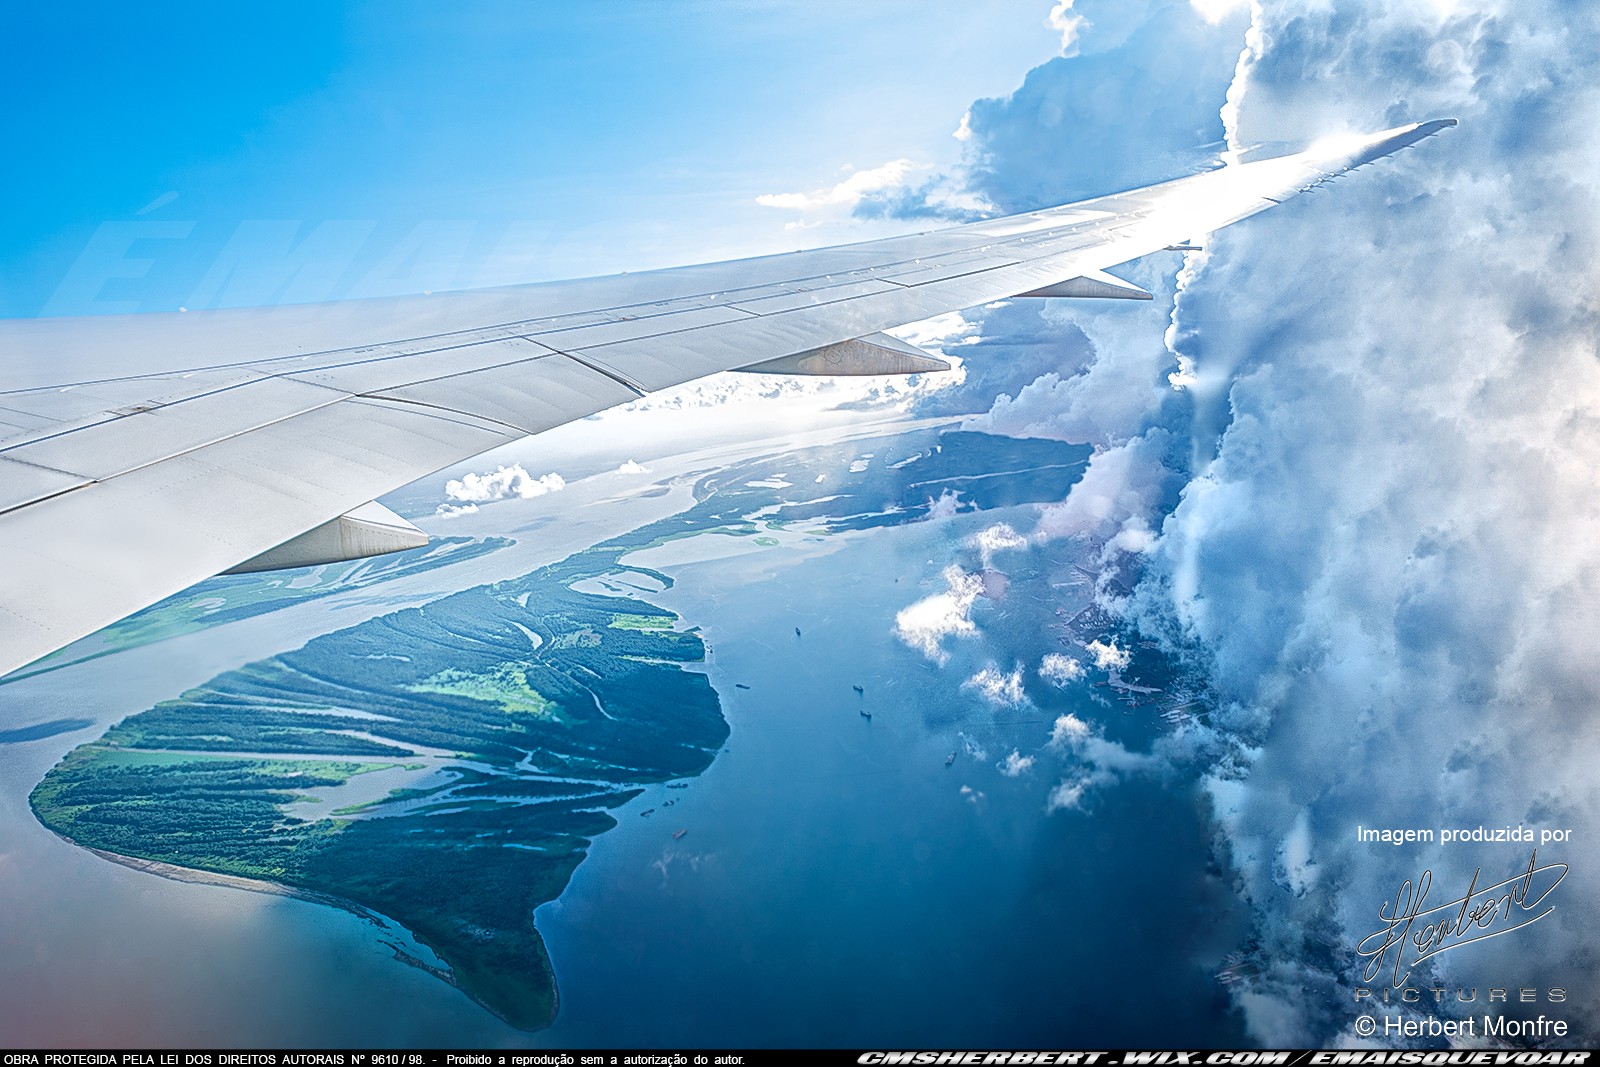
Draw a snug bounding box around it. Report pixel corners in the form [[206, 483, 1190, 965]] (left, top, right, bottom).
[[534, 509, 1250, 1047]]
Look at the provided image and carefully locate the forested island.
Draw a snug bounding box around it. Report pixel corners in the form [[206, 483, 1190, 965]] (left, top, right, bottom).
[[32, 538, 723, 1030]]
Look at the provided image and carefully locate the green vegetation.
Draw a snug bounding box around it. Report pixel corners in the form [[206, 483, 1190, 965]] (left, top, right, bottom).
[[607, 613, 673, 630], [29, 427, 1088, 1031], [408, 665, 559, 719]]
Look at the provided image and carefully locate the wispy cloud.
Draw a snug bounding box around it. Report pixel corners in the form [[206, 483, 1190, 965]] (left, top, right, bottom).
[[756, 160, 918, 212], [959, 732, 988, 763], [964, 665, 1028, 706]]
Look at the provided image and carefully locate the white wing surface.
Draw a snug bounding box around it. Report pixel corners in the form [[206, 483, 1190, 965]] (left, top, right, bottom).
[[0, 120, 1455, 676]]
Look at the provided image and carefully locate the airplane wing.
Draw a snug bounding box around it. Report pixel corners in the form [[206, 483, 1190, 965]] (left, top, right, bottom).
[[0, 119, 1455, 676]]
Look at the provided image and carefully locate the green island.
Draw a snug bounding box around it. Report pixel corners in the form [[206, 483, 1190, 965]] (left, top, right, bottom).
[[29, 427, 1091, 1030]]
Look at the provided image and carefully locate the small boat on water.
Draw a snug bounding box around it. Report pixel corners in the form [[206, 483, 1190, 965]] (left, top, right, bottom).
[[666, 782, 689, 789], [795, 627, 802, 637], [860, 708, 872, 719], [945, 751, 956, 766], [735, 683, 750, 689], [640, 808, 655, 817], [852, 685, 864, 694], [673, 829, 687, 840]]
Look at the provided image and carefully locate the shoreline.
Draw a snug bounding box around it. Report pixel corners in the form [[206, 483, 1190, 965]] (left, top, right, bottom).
[[54, 830, 555, 1032], [57, 831, 394, 926]]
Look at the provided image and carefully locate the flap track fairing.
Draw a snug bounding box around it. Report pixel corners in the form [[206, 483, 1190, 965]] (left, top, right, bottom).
[[1016, 269, 1152, 300], [734, 332, 951, 376], [223, 500, 428, 574]]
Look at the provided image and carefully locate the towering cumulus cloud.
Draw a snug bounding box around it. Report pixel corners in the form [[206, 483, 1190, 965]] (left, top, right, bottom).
[[936, 0, 1600, 1047], [1134, 0, 1600, 1047]]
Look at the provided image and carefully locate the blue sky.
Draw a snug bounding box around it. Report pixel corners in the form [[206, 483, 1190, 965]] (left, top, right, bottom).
[[5, 1, 1082, 317]]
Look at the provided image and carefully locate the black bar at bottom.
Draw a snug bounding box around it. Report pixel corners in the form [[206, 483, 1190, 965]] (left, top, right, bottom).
[[2, 1053, 1597, 1067]]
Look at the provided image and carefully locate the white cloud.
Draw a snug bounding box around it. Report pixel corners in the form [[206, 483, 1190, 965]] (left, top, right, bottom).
[[615, 460, 651, 474], [1188, 0, 1247, 24], [1030, 435, 1175, 553], [433, 502, 479, 518], [1046, 0, 1088, 56], [893, 566, 984, 664], [969, 523, 1027, 570], [960, 784, 985, 804], [1047, 713, 1092, 751], [1039, 653, 1085, 686], [444, 464, 566, 504], [756, 159, 918, 212], [1084, 638, 1130, 672], [963, 665, 1027, 706], [888, 311, 981, 352], [1045, 777, 1090, 813], [997, 749, 1035, 777], [1043, 713, 1163, 813], [953, 111, 973, 141]]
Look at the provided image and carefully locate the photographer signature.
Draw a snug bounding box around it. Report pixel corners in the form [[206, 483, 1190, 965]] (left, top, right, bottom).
[[1356, 850, 1566, 987]]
